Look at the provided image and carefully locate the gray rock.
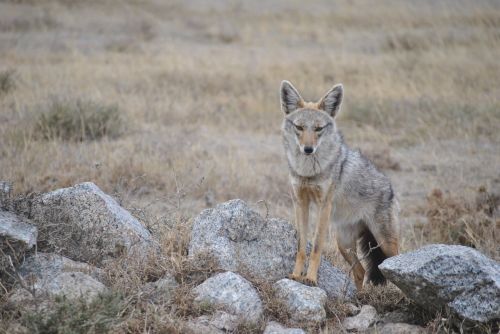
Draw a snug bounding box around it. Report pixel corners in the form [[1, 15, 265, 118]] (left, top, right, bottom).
[[263, 321, 305, 334], [34, 271, 106, 300], [380, 310, 414, 324], [0, 180, 12, 210], [207, 311, 240, 331], [311, 244, 356, 301], [273, 278, 327, 325], [189, 199, 296, 282], [342, 305, 378, 331], [192, 271, 263, 324], [185, 315, 225, 334], [9, 253, 107, 308], [17, 252, 104, 282], [141, 273, 178, 304], [379, 244, 500, 323], [1, 210, 37, 277], [365, 323, 428, 334], [188, 311, 240, 333], [0, 211, 37, 248], [185, 323, 223, 334], [188, 199, 356, 301], [285, 244, 359, 302], [27, 182, 157, 264]]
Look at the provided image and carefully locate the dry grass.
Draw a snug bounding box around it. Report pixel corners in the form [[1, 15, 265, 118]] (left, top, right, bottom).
[[361, 149, 401, 172], [0, 69, 16, 96], [0, 0, 499, 332], [416, 187, 499, 259], [32, 98, 124, 141]]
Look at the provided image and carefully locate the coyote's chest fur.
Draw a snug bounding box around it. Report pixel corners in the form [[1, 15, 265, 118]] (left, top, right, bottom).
[[290, 175, 334, 206], [286, 147, 336, 178]]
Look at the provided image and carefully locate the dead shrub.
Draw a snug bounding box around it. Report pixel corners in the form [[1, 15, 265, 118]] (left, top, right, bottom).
[[103, 251, 170, 291], [33, 98, 124, 141], [416, 187, 499, 259], [384, 33, 432, 52], [20, 292, 126, 334], [0, 238, 31, 296], [0, 10, 59, 32], [357, 284, 408, 315], [356, 284, 442, 330], [250, 279, 288, 325], [170, 254, 223, 319], [0, 69, 16, 96]]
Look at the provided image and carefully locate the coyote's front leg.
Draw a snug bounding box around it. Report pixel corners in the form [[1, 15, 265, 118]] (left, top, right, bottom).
[[289, 192, 309, 281], [303, 191, 333, 286]]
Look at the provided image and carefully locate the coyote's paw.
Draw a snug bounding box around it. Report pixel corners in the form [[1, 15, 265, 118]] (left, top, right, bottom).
[[288, 273, 302, 281], [302, 276, 318, 287]]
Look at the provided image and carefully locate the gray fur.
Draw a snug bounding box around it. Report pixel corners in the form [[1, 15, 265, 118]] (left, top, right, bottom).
[[282, 111, 398, 231], [280, 80, 304, 114], [281, 81, 400, 286], [318, 84, 343, 118]]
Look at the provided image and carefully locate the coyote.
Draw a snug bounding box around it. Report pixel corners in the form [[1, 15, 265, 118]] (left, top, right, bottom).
[[280, 80, 400, 290]]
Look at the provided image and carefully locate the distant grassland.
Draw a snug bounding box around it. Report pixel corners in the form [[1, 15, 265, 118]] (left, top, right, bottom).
[[1, 1, 500, 333], [0, 0, 499, 234]]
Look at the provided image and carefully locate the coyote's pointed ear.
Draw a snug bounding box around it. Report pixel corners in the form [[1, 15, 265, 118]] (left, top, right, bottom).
[[280, 80, 304, 114], [318, 84, 343, 118]]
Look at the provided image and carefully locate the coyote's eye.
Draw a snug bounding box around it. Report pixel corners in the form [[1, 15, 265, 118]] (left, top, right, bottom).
[[294, 124, 304, 131], [315, 126, 324, 132]]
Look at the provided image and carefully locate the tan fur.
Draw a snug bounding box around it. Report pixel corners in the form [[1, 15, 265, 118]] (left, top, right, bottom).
[[302, 101, 319, 109], [281, 80, 400, 289], [337, 242, 365, 290], [288, 175, 336, 285], [298, 130, 318, 153]]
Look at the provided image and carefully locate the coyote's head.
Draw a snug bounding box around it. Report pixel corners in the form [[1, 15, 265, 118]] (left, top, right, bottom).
[[280, 80, 343, 157]]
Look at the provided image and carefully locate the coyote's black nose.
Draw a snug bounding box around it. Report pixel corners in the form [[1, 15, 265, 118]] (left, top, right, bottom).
[[304, 146, 314, 154]]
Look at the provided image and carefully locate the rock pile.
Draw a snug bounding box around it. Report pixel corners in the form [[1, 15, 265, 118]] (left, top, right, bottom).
[[189, 199, 356, 300], [1, 182, 159, 308], [1, 181, 498, 333]]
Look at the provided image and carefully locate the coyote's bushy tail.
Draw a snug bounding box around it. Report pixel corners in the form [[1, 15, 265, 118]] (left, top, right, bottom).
[[359, 226, 387, 285]]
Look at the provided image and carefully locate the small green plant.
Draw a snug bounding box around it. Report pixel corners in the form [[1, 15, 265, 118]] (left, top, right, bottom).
[[34, 98, 124, 141], [0, 69, 16, 96], [22, 292, 125, 334]]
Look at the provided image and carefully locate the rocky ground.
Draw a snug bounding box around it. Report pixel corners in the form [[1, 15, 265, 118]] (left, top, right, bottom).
[[1, 182, 498, 333]]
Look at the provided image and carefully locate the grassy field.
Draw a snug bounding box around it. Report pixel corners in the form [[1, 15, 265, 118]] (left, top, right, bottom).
[[0, 0, 499, 332]]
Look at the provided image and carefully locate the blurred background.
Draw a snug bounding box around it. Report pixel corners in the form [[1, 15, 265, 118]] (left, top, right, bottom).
[[0, 0, 499, 254]]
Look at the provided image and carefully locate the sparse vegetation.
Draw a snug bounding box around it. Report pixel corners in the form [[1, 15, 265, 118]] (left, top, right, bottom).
[[21, 293, 126, 334], [0, 69, 16, 96], [416, 187, 499, 259], [33, 99, 124, 141], [0, 0, 499, 333]]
